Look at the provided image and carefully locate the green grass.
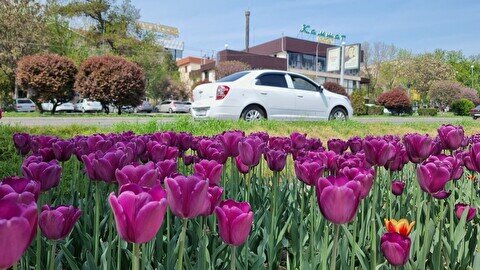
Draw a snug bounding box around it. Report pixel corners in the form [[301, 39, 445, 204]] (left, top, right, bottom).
[[3, 111, 181, 118], [2, 116, 480, 141]]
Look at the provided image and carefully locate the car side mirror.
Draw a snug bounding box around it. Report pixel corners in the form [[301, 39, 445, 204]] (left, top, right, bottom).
[[318, 86, 324, 93]]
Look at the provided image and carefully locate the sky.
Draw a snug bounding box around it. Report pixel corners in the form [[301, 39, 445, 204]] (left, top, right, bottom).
[[132, 0, 480, 58]]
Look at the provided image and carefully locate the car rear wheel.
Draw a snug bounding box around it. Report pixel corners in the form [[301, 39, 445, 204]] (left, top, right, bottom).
[[329, 107, 348, 121], [474, 116, 478, 120], [241, 105, 266, 121]]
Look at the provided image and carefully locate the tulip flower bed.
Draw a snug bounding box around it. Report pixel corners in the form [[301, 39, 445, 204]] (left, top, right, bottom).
[[2, 124, 480, 269]]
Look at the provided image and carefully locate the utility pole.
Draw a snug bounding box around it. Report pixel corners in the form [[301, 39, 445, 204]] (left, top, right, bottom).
[[339, 41, 346, 87]]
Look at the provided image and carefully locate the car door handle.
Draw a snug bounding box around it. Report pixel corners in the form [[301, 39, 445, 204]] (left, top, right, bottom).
[[260, 92, 267, 95], [297, 95, 304, 98]]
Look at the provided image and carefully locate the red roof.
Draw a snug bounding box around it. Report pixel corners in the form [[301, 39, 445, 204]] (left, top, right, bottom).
[[176, 56, 214, 67]]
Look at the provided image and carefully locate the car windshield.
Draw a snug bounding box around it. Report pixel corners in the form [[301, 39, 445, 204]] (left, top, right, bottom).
[[216, 71, 249, 82]]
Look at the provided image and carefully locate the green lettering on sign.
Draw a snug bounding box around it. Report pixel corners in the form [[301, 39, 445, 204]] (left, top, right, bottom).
[[299, 24, 346, 41]]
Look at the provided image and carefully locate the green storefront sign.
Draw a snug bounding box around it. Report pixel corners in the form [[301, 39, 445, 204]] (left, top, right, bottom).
[[300, 24, 346, 41]]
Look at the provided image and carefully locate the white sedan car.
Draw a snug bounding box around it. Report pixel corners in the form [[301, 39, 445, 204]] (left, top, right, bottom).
[[191, 70, 353, 121], [41, 102, 75, 112], [74, 99, 103, 112]]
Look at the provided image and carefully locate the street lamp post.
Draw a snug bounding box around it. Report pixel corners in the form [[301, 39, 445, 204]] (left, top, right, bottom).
[[471, 65, 475, 88], [315, 40, 320, 79], [339, 41, 346, 87]]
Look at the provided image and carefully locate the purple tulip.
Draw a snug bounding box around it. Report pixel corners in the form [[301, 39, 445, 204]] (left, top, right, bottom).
[[264, 149, 287, 172], [37, 147, 56, 162], [157, 159, 178, 183], [339, 166, 375, 199], [363, 137, 396, 166], [235, 156, 250, 174], [294, 160, 324, 186], [328, 138, 347, 154], [201, 186, 224, 216], [347, 136, 363, 154], [381, 232, 411, 266], [92, 149, 134, 183], [403, 133, 435, 164], [315, 175, 362, 224], [290, 132, 307, 150], [13, 133, 31, 155], [385, 143, 409, 172], [391, 180, 405, 196], [30, 135, 57, 153], [238, 137, 265, 168], [197, 139, 228, 164], [417, 160, 452, 199], [22, 159, 61, 192], [219, 130, 244, 157], [52, 140, 75, 162], [455, 203, 477, 222], [0, 200, 38, 269], [215, 199, 254, 246], [165, 175, 209, 219], [194, 160, 224, 186], [0, 176, 40, 204], [177, 132, 193, 152], [268, 137, 292, 152], [146, 141, 179, 163], [109, 183, 168, 243], [426, 154, 464, 180], [319, 150, 339, 173], [39, 205, 82, 240], [115, 161, 159, 188], [463, 143, 480, 173], [438, 124, 464, 151]]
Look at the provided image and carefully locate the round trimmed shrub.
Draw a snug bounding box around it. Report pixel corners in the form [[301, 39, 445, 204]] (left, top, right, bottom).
[[377, 87, 412, 115], [323, 82, 348, 97], [451, 98, 474, 116]]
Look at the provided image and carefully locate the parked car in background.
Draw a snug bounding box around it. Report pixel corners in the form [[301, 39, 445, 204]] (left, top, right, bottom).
[[134, 101, 153, 113], [74, 99, 102, 112], [41, 102, 75, 112], [157, 100, 192, 113], [191, 70, 353, 121], [472, 105, 480, 120], [15, 98, 36, 112]]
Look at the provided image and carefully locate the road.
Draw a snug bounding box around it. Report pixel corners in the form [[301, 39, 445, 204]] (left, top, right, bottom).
[[0, 116, 472, 127]]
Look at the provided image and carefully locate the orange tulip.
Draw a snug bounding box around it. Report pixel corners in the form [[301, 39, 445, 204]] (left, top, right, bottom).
[[384, 219, 415, 236]]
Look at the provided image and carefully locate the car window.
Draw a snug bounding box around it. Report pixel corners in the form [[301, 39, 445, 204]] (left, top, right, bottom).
[[256, 74, 288, 88], [290, 75, 318, 91], [217, 71, 249, 82], [17, 99, 33, 104]]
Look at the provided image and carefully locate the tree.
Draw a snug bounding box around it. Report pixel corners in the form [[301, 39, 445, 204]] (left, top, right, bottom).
[[351, 88, 367, 115], [428, 80, 462, 111], [215, 61, 251, 80], [459, 87, 480, 105], [75, 55, 145, 114], [377, 87, 412, 115], [54, 0, 141, 53], [0, 0, 49, 99], [16, 53, 77, 114], [400, 53, 455, 101], [322, 81, 348, 97]]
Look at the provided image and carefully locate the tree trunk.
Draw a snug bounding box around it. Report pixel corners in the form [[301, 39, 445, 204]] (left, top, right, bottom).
[[117, 105, 122, 115], [51, 103, 58, 115], [102, 103, 110, 114]]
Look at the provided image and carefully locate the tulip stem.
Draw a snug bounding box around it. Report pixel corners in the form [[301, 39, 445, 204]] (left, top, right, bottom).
[[49, 241, 57, 270], [132, 243, 140, 270], [36, 195, 42, 270], [230, 245, 237, 270], [331, 224, 340, 270], [94, 181, 101, 266], [176, 219, 188, 270], [117, 237, 122, 270], [371, 166, 378, 269]]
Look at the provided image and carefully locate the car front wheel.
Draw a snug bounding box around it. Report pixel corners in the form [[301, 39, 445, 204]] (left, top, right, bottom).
[[329, 107, 348, 121], [241, 105, 266, 121]]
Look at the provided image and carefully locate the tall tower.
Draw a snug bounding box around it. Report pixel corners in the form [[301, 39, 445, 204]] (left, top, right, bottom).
[[245, 11, 250, 52]]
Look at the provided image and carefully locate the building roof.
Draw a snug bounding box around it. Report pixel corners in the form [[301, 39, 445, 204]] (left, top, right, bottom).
[[217, 50, 287, 71], [176, 56, 214, 67], [247, 36, 336, 57]]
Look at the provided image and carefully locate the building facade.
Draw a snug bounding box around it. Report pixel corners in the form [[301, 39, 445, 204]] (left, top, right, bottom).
[[176, 57, 215, 89]]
